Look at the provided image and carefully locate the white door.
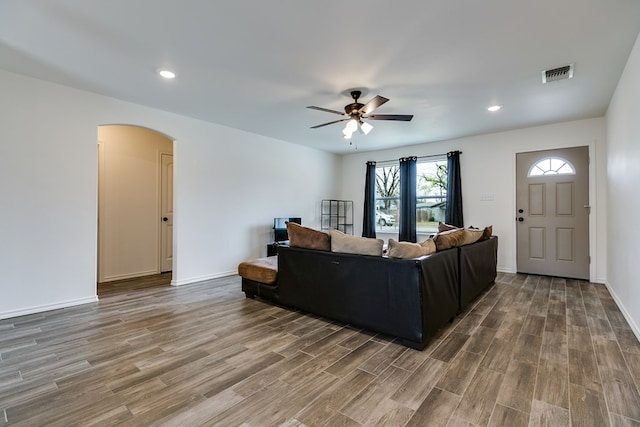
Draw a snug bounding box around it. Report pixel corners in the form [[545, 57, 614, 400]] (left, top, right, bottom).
[[160, 153, 173, 273], [516, 146, 589, 280]]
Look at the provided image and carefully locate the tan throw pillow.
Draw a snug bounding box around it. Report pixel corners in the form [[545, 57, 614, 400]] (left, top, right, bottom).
[[387, 238, 436, 259], [460, 229, 484, 246], [286, 222, 330, 251], [468, 224, 493, 241], [438, 222, 461, 233], [420, 237, 436, 254], [329, 229, 383, 256], [434, 228, 466, 251], [480, 225, 493, 241]]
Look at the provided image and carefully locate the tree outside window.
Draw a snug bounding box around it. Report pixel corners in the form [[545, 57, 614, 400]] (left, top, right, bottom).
[[416, 160, 447, 233], [375, 165, 400, 230]]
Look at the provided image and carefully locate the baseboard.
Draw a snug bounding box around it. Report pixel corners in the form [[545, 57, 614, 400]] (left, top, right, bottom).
[[497, 267, 515, 273], [0, 296, 99, 320], [604, 281, 640, 342], [594, 276, 607, 285], [171, 270, 237, 286], [100, 269, 159, 283]]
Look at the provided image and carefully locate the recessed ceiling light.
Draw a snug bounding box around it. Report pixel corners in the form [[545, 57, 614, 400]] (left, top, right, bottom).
[[158, 69, 176, 79], [487, 105, 502, 112]]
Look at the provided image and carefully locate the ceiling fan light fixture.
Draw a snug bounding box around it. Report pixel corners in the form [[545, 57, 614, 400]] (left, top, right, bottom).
[[342, 119, 358, 139], [360, 121, 373, 135], [345, 119, 358, 133]]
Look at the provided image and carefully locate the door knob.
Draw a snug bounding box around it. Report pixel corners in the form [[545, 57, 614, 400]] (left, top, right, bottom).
[[162, 217, 169, 222], [518, 209, 524, 213], [517, 217, 524, 222]]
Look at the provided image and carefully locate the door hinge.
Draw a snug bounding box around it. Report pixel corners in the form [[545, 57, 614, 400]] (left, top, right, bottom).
[[588, 256, 591, 264]]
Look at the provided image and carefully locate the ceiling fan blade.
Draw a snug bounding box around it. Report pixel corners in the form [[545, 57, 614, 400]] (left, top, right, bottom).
[[366, 114, 414, 121], [307, 106, 346, 115], [358, 95, 389, 114], [310, 118, 349, 129]]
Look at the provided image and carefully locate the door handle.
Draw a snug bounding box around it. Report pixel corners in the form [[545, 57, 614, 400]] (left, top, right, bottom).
[[162, 217, 169, 222], [517, 217, 524, 222]]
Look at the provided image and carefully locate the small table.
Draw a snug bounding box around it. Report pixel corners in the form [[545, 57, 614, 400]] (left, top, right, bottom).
[[267, 241, 288, 257]]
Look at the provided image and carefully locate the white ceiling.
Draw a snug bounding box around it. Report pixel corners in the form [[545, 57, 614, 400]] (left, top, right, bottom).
[[1, 1, 639, 154]]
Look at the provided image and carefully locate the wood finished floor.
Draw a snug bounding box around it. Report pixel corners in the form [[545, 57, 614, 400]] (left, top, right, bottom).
[[1, 273, 640, 426]]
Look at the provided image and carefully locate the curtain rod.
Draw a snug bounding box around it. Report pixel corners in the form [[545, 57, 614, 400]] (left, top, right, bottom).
[[375, 151, 461, 164]]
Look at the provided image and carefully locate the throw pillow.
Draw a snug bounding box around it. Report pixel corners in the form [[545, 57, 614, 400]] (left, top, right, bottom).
[[438, 222, 461, 233], [286, 222, 331, 251], [468, 224, 493, 241], [420, 237, 437, 254], [329, 229, 384, 256], [460, 229, 484, 246], [480, 225, 493, 241], [434, 228, 466, 251], [388, 238, 436, 259]]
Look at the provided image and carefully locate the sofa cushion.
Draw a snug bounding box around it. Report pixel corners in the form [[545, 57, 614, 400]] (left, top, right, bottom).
[[388, 238, 436, 259], [286, 222, 331, 251], [468, 224, 494, 242], [434, 228, 466, 251], [480, 225, 493, 241], [238, 256, 278, 284], [438, 222, 461, 233], [421, 237, 437, 253], [460, 229, 484, 246], [329, 229, 384, 256]]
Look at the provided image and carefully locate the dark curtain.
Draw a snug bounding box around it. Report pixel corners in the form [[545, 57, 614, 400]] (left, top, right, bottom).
[[445, 150, 464, 227], [362, 161, 377, 238], [399, 156, 417, 242]]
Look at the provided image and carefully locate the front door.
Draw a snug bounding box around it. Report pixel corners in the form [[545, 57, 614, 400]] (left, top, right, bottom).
[[516, 146, 589, 280], [160, 153, 174, 273]]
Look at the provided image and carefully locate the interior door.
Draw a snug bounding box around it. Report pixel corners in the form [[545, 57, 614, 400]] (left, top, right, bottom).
[[516, 146, 589, 280], [160, 153, 174, 273]]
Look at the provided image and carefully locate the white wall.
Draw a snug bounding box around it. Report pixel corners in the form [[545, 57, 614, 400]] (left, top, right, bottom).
[[98, 125, 173, 282], [0, 69, 341, 318], [172, 123, 341, 284], [606, 32, 640, 336], [340, 117, 607, 281]]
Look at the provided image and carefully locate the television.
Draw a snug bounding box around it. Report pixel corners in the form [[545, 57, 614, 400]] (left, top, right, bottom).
[[274, 217, 301, 242]]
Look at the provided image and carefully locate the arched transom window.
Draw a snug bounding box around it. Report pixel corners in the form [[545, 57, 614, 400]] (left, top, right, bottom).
[[528, 157, 576, 177]]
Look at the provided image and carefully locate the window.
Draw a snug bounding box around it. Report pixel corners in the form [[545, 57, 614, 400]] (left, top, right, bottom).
[[528, 157, 575, 176], [375, 158, 447, 233], [416, 159, 447, 233], [375, 164, 400, 231]]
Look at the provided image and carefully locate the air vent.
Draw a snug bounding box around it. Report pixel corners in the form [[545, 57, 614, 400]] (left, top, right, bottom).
[[542, 64, 574, 83]]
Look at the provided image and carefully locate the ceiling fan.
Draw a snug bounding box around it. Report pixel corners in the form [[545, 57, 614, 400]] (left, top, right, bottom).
[[307, 90, 413, 139]]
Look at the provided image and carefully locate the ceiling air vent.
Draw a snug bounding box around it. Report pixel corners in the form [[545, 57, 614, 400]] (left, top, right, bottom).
[[542, 64, 574, 83]]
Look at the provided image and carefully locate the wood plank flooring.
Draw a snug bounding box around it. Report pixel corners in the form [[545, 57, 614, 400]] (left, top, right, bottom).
[[1, 272, 640, 426]]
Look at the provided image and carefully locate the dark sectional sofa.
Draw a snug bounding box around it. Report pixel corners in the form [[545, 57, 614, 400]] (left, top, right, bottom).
[[242, 236, 498, 350]]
